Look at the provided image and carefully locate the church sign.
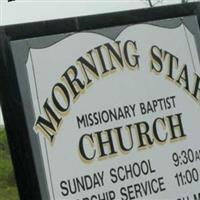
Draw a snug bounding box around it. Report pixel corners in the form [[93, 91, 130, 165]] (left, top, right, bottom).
[[0, 2, 200, 200]]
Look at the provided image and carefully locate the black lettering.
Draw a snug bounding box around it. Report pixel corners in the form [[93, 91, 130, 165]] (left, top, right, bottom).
[[104, 41, 123, 70], [176, 64, 190, 92], [164, 50, 179, 80], [166, 113, 186, 140], [153, 117, 168, 143], [52, 83, 70, 113], [192, 73, 200, 102], [62, 65, 85, 101], [77, 50, 99, 85], [115, 125, 134, 152], [124, 40, 139, 69], [151, 45, 163, 73], [36, 99, 61, 143], [60, 181, 69, 196], [95, 129, 117, 158], [79, 134, 96, 161], [135, 121, 154, 148]]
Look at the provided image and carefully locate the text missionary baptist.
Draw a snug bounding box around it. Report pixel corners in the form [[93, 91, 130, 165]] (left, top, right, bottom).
[[33, 39, 200, 161]]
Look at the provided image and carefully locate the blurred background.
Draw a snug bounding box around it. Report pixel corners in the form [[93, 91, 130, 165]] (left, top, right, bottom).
[[0, 0, 199, 200]]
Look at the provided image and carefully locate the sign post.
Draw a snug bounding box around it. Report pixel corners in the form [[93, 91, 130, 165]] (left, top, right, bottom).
[[1, 3, 200, 200]]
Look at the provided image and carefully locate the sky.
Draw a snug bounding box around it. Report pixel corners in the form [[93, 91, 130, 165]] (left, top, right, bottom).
[[1, 0, 198, 25], [0, 0, 199, 124]]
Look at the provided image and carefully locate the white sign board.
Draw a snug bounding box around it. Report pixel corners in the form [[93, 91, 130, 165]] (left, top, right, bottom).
[[18, 17, 200, 200]]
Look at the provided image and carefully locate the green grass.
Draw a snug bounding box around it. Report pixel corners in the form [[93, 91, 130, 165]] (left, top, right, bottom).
[[0, 128, 19, 200]]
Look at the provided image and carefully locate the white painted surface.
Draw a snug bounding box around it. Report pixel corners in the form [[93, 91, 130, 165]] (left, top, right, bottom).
[[26, 22, 200, 199]]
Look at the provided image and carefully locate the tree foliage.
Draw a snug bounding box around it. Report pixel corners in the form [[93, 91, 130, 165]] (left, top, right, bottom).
[[0, 127, 19, 200]]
